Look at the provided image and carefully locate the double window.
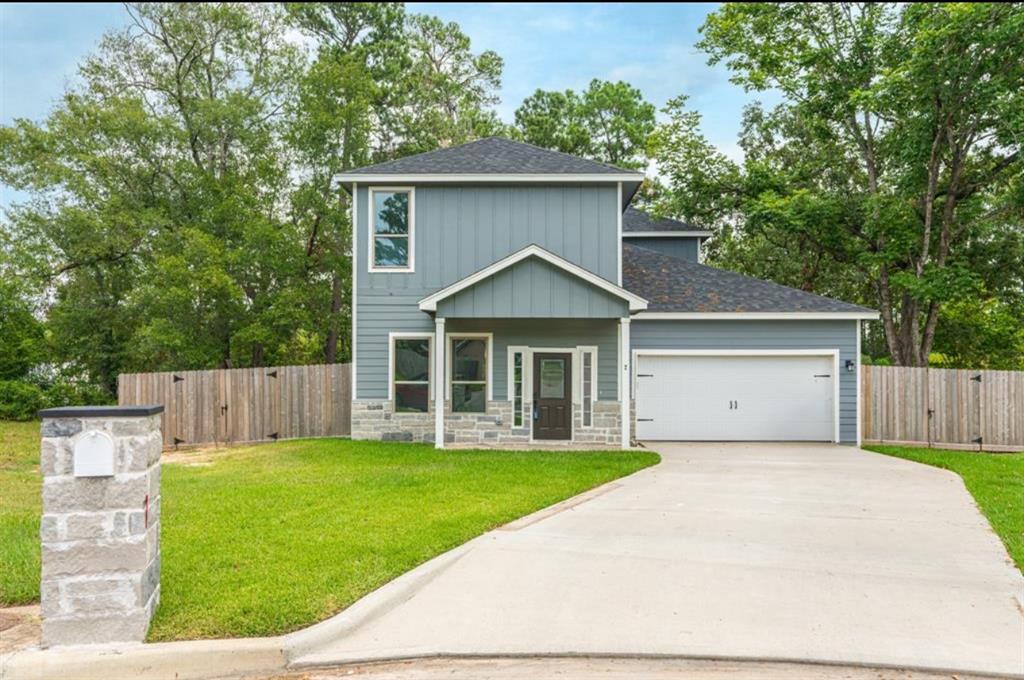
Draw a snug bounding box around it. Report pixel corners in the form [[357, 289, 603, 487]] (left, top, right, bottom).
[[391, 335, 431, 412], [370, 188, 413, 271]]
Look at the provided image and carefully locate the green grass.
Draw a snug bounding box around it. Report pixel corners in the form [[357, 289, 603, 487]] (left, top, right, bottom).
[[0, 421, 657, 641], [0, 420, 42, 605], [864, 444, 1023, 572]]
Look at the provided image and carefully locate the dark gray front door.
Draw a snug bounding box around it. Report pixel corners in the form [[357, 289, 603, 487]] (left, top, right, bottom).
[[533, 352, 572, 440]]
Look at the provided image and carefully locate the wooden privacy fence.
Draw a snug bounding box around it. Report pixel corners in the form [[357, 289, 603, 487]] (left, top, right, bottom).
[[118, 363, 351, 449], [862, 365, 1023, 452]]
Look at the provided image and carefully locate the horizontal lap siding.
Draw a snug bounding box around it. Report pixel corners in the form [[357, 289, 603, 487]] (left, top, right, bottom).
[[356, 184, 620, 399], [631, 320, 859, 444], [623, 237, 700, 263]]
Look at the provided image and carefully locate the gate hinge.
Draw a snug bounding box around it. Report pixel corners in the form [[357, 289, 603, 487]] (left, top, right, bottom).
[[173, 436, 185, 446], [173, 374, 184, 383], [266, 370, 278, 378], [971, 374, 982, 382], [972, 436, 983, 445], [267, 432, 279, 440]]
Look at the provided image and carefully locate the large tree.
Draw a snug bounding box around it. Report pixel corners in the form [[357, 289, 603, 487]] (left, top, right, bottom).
[[652, 3, 1024, 367], [514, 79, 655, 169], [0, 3, 506, 392]]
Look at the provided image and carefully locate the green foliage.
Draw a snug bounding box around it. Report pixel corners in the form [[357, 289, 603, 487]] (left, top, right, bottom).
[[651, 3, 1024, 367], [514, 79, 656, 169], [0, 381, 45, 421], [0, 2, 503, 388]]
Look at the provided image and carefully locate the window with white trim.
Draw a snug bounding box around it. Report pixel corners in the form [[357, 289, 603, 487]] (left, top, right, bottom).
[[511, 350, 525, 427], [370, 188, 413, 271], [392, 336, 430, 412], [451, 338, 487, 413], [580, 348, 597, 426]]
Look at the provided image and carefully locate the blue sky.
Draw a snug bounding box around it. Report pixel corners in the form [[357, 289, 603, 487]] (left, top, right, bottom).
[[1, 2, 779, 161]]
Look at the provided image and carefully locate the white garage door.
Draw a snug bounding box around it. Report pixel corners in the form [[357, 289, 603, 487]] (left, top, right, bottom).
[[635, 353, 836, 441]]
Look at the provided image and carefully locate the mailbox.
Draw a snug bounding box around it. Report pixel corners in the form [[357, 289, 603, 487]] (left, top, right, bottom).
[[73, 430, 115, 477]]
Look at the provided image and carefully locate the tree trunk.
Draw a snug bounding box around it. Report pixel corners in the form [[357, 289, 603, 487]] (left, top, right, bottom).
[[323, 272, 343, 364]]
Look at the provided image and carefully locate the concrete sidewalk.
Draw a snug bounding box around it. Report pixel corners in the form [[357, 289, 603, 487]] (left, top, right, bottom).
[[292, 444, 1024, 676]]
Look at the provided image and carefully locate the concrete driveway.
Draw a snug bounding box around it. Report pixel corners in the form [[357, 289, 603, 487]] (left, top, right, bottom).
[[293, 444, 1024, 676]]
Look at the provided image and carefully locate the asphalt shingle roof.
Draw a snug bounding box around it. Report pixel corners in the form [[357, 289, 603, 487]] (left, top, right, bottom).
[[623, 243, 875, 314], [623, 207, 706, 233], [344, 137, 639, 176]]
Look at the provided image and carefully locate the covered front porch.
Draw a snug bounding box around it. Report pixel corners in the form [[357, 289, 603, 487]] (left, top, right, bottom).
[[420, 245, 645, 450]]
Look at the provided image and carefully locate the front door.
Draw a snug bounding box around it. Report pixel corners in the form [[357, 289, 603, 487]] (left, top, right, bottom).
[[533, 352, 572, 440]]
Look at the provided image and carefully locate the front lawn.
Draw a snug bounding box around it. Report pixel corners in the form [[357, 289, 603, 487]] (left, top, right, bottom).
[[863, 444, 1023, 572], [0, 422, 657, 641]]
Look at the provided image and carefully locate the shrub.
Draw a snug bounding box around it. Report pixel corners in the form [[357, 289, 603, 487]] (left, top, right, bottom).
[[0, 381, 45, 421]]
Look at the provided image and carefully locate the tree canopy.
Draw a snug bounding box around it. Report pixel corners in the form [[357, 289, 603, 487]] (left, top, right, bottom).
[[1, 1, 1020, 407]]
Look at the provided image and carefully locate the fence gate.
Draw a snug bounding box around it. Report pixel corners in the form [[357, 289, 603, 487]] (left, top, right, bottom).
[[118, 363, 351, 448], [862, 365, 1023, 452]]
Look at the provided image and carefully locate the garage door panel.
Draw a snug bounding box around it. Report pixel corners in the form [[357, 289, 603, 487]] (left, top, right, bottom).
[[635, 354, 835, 441]]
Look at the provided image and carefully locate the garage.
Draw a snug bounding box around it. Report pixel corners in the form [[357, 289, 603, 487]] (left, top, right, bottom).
[[634, 351, 838, 441]]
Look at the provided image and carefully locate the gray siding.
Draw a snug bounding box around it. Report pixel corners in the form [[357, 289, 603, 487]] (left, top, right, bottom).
[[450, 320, 619, 401], [436, 257, 628, 318], [630, 320, 859, 443], [355, 184, 621, 398], [623, 236, 700, 263]]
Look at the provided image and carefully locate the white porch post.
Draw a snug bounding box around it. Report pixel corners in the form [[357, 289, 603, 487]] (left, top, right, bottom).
[[619, 317, 631, 449], [434, 317, 446, 449]]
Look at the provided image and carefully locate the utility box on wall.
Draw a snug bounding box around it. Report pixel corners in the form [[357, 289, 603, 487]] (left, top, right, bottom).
[[38, 405, 164, 647]]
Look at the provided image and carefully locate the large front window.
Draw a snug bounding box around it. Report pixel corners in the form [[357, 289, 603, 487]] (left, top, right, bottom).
[[451, 338, 487, 413], [371, 189, 412, 270], [392, 337, 430, 412]]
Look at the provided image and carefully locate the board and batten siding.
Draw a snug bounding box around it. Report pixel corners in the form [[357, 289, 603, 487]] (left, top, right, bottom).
[[355, 184, 620, 399], [623, 236, 700, 263], [435, 257, 629, 318], [630, 320, 859, 443]]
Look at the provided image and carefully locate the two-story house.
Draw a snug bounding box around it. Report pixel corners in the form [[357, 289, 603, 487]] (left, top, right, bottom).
[[339, 138, 877, 449]]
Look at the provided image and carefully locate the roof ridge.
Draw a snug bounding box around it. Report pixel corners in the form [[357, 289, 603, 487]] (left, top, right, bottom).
[[484, 135, 642, 175]]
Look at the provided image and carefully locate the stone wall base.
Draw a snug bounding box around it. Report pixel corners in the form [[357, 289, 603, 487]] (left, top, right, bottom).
[[352, 399, 623, 447]]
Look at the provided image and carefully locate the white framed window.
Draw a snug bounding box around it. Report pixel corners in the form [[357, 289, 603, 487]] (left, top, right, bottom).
[[448, 334, 491, 413], [368, 187, 414, 272], [507, 346, 528, 428], [388, 333, 431, 413], [579, 346, 598, 427]]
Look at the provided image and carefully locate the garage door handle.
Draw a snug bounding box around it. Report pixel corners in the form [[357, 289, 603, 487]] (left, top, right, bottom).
[[637, 374, 654, 378], [814, 374, 831, 378], [637, 418, 654, 422]]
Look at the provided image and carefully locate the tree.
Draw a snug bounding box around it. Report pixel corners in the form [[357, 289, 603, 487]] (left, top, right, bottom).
[[514, 79, 656, 169], [652, 3, 1024, 366], [1, 3, 306, 391]]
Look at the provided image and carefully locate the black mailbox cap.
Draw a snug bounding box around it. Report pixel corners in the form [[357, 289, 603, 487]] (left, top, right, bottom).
[[38, 405, 165, 418]]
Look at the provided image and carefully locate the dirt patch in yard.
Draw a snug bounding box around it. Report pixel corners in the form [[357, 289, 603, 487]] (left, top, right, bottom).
[[0, 604, 40, 653]]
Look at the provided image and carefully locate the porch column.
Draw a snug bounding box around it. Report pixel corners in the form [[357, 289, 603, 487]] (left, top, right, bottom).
[[434, 317, 446, 449], [620, 317, 631, 449]]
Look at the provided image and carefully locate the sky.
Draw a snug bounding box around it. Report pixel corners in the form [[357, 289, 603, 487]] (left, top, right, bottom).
[[0, 3, 781, 165]]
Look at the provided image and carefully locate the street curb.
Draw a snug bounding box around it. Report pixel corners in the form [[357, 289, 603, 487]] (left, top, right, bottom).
[[0, 637, 286, 680], [287, 651, 1024, 680]]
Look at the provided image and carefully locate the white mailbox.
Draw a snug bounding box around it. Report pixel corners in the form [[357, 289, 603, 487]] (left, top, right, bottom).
[[73, 430, 115, 477]]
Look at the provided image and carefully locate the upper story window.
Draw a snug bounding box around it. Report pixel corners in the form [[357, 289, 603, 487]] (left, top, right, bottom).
[[369, 188, 414, 272]]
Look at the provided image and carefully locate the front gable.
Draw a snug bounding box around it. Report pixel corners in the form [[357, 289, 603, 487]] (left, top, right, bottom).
[[420, 245, 647, 318]]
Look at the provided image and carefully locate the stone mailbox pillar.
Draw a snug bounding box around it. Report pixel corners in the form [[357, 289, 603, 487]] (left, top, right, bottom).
[[38, 405, 164, 647]]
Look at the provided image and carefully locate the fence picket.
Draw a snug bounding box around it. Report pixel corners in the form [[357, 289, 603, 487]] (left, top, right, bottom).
[[118, 363, 351, 448], [862, 364, 1022, 452]]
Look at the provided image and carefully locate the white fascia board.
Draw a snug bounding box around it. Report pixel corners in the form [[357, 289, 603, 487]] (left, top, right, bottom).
[[623, 231, 713, 238], [633, 311, 879, 321], [419, 244, 649, 313], [338, 173, 643, 184]]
